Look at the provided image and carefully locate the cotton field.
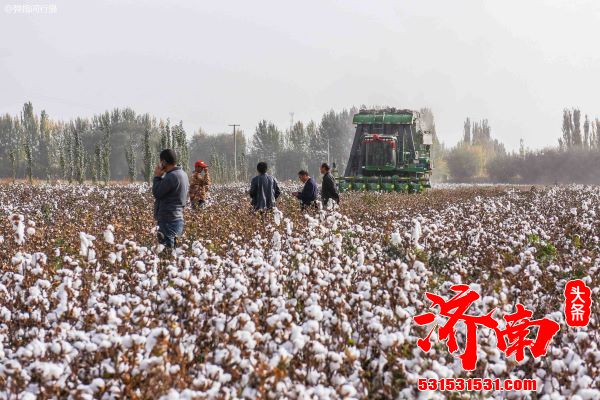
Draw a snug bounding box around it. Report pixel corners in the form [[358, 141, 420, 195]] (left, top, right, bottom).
[[0, 183, 598, 400]]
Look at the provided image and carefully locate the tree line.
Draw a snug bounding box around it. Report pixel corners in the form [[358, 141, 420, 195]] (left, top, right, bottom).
[[3, 102, 598, 184], [0, 102, 357, 183], [0, 102, 190, 184], [440, 107, 600, 184]]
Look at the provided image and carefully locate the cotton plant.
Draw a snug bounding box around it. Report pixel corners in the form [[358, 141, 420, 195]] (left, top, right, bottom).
[[0, 183, 597, 399], [78, 232, 97, 262], [103, 224, 115, 244], [10, 214, 26, 245]]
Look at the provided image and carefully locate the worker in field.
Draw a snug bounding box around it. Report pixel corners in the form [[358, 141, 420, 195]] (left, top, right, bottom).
[[152, 149, 189, 248], [249, 161, 281, 211], [320, 162, 339, 208], [292, 170, 318, 210], [189, 159, 211, 209]]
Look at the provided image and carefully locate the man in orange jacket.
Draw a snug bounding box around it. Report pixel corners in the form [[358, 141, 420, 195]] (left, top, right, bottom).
[[189, 160, 211, 209]]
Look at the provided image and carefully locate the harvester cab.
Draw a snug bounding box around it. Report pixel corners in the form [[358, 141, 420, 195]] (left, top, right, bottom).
[[338, 108, 433, 193]]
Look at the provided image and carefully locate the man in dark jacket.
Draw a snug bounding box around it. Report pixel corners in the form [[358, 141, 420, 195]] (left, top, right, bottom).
[[293, 170, 318, 210], [249, 162, 281, 211], [320, 162, 340, 208], [152, 149, 189, 248]]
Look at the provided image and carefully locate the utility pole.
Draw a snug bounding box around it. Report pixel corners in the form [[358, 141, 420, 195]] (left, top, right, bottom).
[[229, 124, 240, 181]]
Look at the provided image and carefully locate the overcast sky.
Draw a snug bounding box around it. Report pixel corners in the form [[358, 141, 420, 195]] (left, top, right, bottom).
[[1, 0, 599, 150]]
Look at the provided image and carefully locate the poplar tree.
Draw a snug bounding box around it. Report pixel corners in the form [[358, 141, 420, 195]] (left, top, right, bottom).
[[73, 119, 87, 184], [39, 110, 51, 181], [21, 102, 38, 184], [583, 115, 590, 149], [561, 109, 572, 149], [125, 134, 136, 182], [93, 145, 101, 183], [572, 109, 582, 147], [174, 121, 189, 170], [142, 123, 153, 182], [99, 112, 111, 183], [463, 118, 471, 144]]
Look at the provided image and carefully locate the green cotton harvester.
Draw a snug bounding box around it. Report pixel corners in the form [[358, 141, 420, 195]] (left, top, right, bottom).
[[338, 108, 433, 193]]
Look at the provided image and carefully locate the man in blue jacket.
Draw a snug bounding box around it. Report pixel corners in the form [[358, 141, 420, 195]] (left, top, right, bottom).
[[152, 149, 189, 248], [293, 170, 318, 210], [249, 161, 281, 211]]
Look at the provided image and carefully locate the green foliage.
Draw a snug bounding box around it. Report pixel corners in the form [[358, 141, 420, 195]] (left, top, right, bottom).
[[142, 124, 153, 183], [533, 240, 557, 263], [487, 148, 600, 184], [252, 120, 283, 172], [247, 109, 355, 180], [190, 129, 246, 183], [446, 144, 482, 181], [572, 234, 581, 249], [125, 134, 136, 182], [21, 102, 38, 184], [487, 154, 521, 182], [527, 233, 541, 244]]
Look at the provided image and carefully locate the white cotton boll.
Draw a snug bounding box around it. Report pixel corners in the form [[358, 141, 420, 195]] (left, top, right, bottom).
[[575, 375, 592, 389], [50, 342, 61, 354], [0, 235, 3, 244], [302, 320, 320, 334], [340, 385, 357, 397], [299, 264, 310, 275], [103, 225, 115, 244], [576, 389, 600, 400], [26, 227, 36, 236], [30, 361, 64, 382], [357, 248, 365, 266], [135, 261, 146, 272], [272, 231, 282, 251], [310, 238, 324, 247], [12, 253, 24, 266], [290, 324, 309, 351], [367, 320, 383, 333], [411, 219, 421, 245], [91, 378, 105, 392], [488, 361, 506, 375], [266, 314, 280, 327], [505, 265, 521, 274], [234, 330, 256, 349], [285, 218, 293, 235], [273, 207, 283, 226], [160, 389, 181, 400], [1, 306, 12, 321], [146, 328, 168, 355], [332, 234, 343, 252], [391, 231, 401, 245], [107, 252, 117, 264], [79, 232, 96, 257], [10, 214, 25, 245], [305, 304, 323, 321], [551, 360, 564, 374], [379, 332, 404, 349]]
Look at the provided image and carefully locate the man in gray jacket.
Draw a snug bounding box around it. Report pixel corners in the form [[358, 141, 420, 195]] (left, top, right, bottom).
[[249, 161, 281, 211], [153, 149, 189, 248]]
